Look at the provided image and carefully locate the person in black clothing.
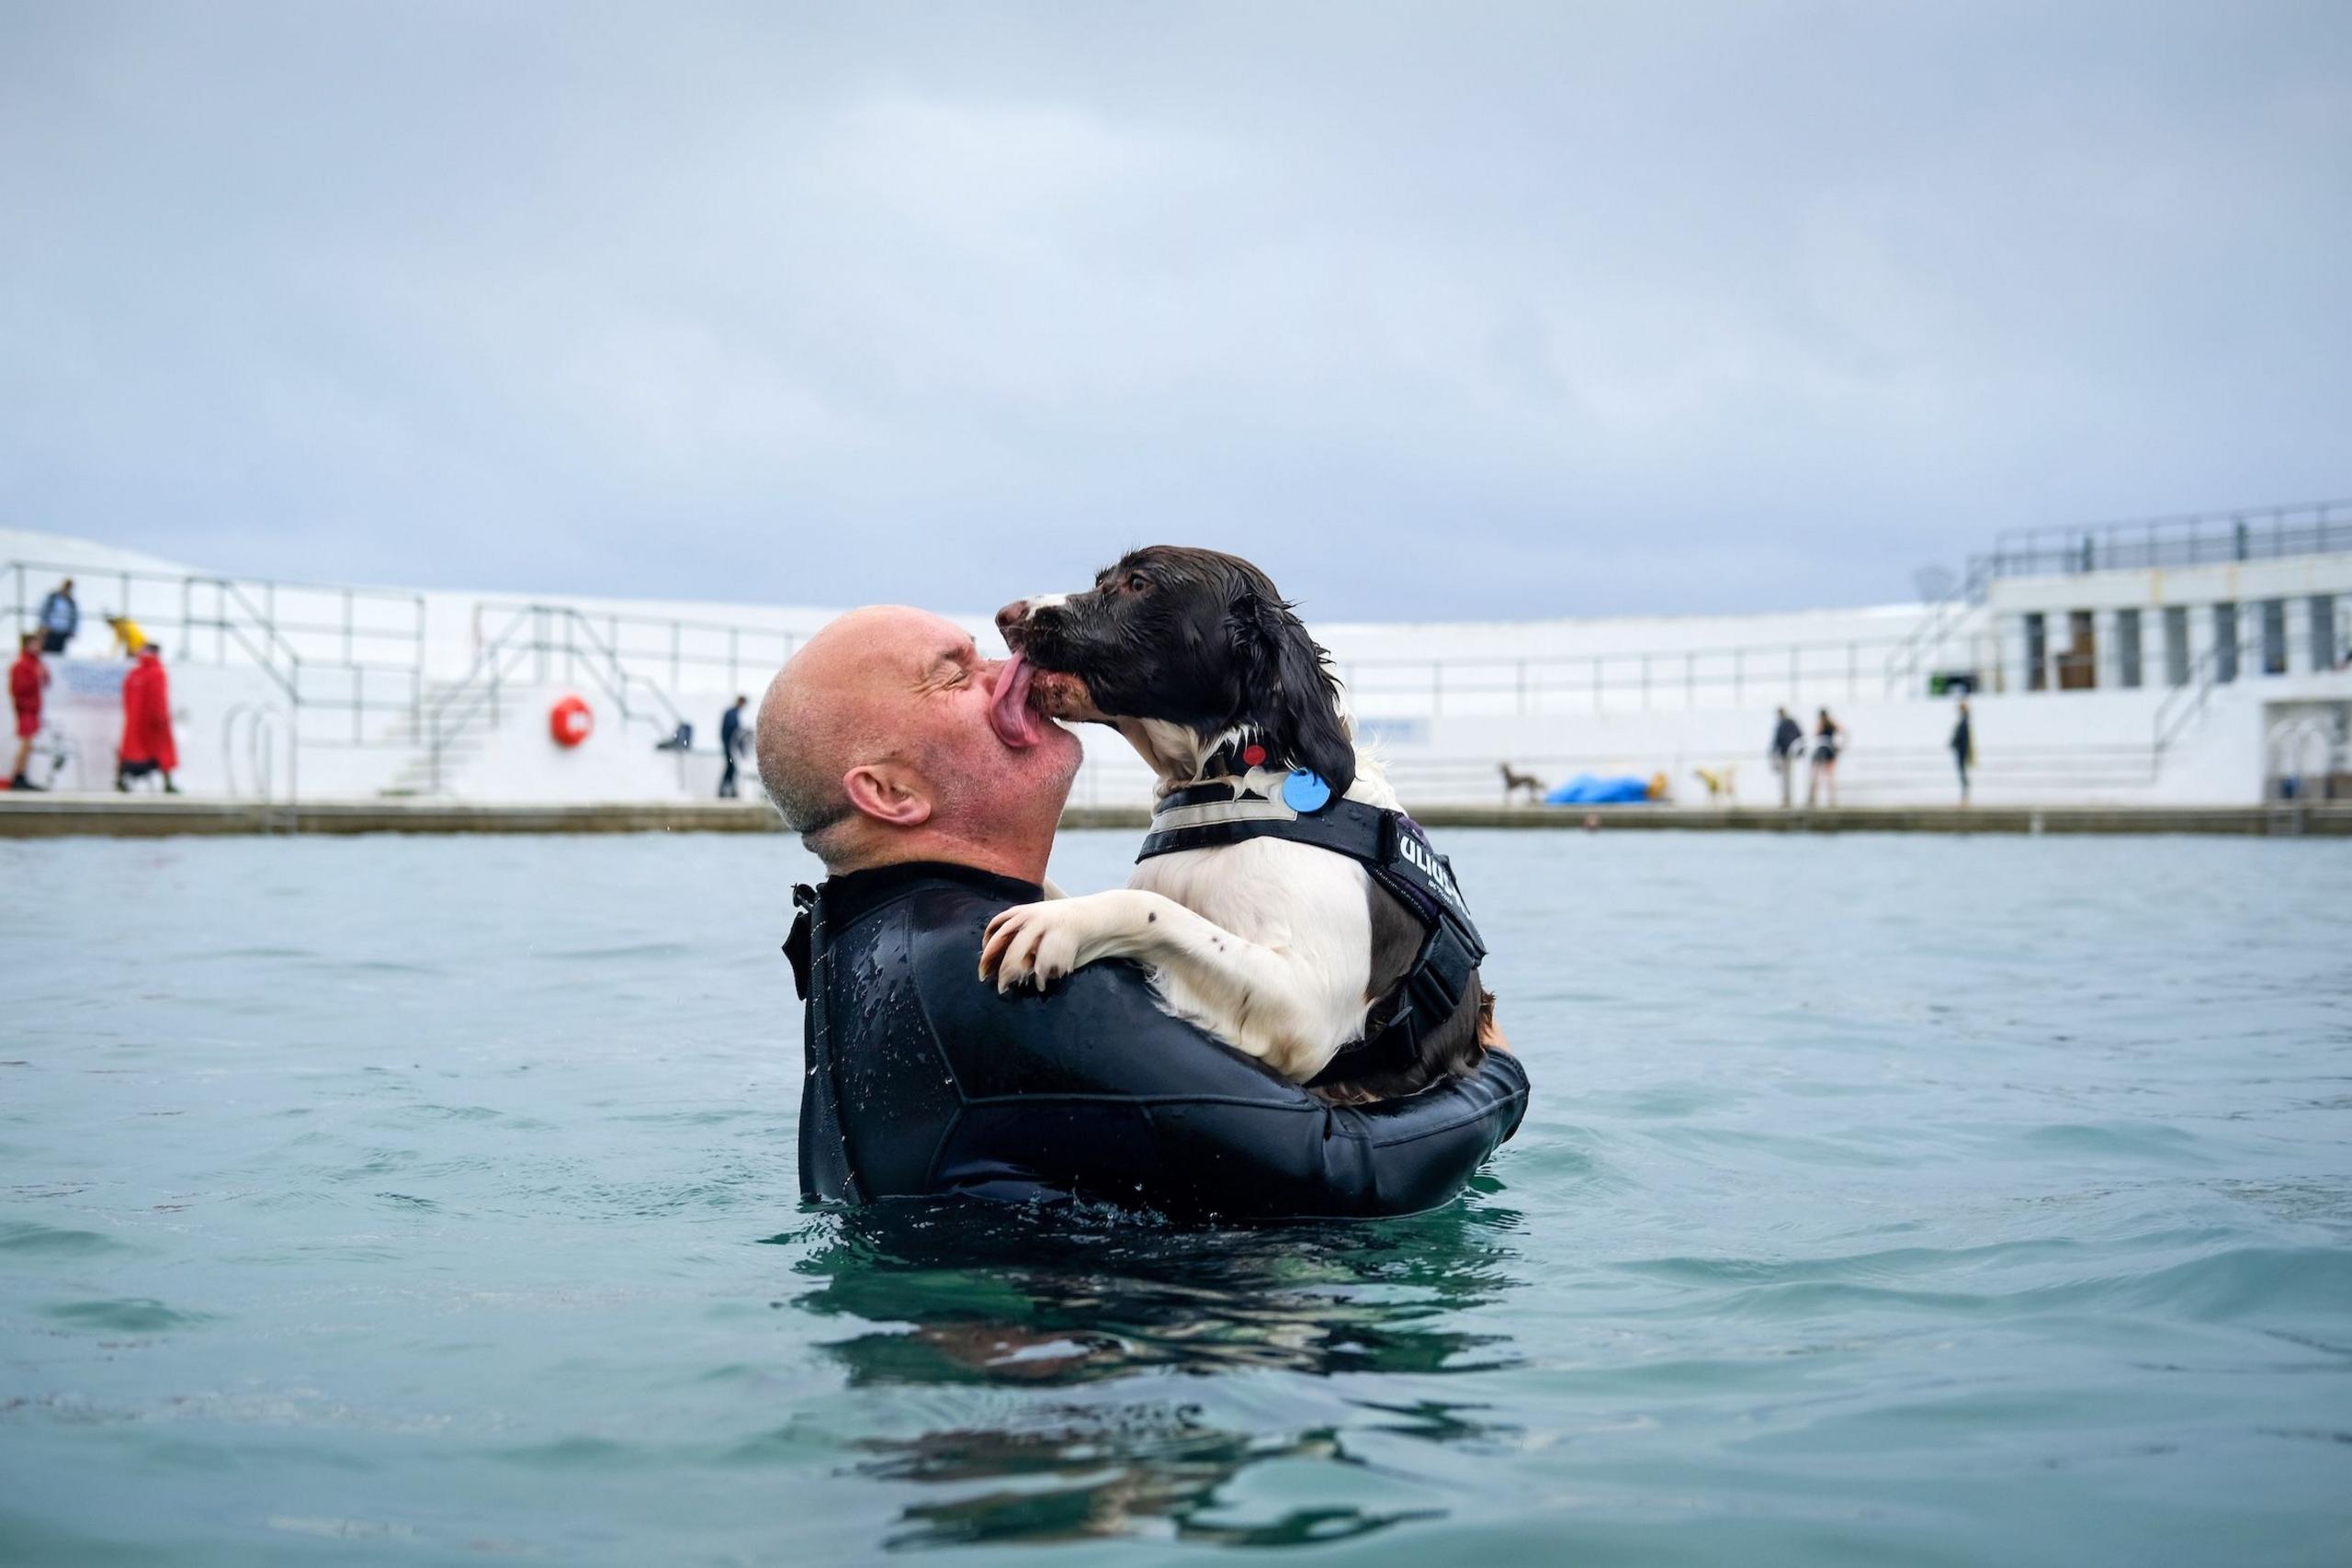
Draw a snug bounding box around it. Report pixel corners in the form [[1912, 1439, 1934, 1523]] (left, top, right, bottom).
[[1806, 707, 1844, 807], [1769, 706, 1804, 807], [1951, 699, 1973, 805], [716, 694, 749, 797], [761, 606, 1530, 1221]]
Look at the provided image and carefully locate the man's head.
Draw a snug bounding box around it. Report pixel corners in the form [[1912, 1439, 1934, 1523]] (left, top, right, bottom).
[[58, 579, 73, 594], [757, 606, 1081, 878], [18, 632, 36, 656]]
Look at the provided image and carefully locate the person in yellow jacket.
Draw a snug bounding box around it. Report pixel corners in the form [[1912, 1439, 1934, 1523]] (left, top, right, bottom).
[[105, 614, 150, 655]]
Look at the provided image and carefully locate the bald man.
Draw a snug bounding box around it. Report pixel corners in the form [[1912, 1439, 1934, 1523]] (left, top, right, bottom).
[[763, 606, 1529, 1219]]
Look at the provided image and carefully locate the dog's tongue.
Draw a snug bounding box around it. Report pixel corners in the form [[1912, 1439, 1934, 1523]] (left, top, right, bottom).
[[989, 655, 1040, 749]]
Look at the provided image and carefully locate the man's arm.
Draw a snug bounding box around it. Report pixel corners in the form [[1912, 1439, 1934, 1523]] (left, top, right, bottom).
[[922, 916, 1529, 1220]]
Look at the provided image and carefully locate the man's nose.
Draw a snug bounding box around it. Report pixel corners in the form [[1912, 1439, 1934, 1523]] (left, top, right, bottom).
[[995, 599, 1032, 635]]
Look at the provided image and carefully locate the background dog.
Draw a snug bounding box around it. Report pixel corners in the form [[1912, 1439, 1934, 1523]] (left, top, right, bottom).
[[1498, 761, 1546, 804], [986, 546, 1487, 1102]]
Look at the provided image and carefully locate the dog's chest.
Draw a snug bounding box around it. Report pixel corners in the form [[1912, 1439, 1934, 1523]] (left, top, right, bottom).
[[1128, 838, 1374, 965]]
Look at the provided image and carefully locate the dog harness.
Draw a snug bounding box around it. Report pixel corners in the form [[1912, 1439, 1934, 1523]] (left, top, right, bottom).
[[1136, 769, 1488, 1089]]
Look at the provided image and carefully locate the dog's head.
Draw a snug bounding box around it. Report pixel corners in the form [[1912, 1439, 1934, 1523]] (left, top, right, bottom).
[[997, 546, 1355, 793]]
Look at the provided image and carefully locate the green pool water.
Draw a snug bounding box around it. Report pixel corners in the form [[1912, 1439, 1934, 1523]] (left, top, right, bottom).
[[1, 829, 2346, 1564]]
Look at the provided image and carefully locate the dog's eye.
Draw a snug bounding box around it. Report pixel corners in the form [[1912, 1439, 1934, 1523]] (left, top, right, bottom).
[[1125, 573, 1151, 594]]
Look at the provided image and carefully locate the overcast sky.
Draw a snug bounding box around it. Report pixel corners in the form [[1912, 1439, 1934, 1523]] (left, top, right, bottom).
[[3, 3, 2346, 619]]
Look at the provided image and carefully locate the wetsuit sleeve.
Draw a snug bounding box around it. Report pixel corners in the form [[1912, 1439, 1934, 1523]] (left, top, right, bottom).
[[1130, 1043, 1531, 1220], [916, 910, 1530, 1220]]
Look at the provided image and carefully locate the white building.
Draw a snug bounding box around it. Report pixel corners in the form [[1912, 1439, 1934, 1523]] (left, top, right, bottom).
[[6, 498, 2348, 809]]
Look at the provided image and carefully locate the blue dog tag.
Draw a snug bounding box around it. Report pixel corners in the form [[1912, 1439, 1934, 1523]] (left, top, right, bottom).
[[1282, 770, 1333, 813]]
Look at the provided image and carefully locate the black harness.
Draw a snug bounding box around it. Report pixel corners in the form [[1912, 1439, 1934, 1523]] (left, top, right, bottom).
[[1136, 773, 1487, 1088]]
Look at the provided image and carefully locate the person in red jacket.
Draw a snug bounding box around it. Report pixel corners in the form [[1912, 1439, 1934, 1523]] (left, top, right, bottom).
[[117, 644, 180, 793], [8, 632, 45, 790]]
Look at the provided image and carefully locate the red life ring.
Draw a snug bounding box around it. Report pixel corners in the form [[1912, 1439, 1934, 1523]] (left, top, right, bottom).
[[549, 694, 594, 748]]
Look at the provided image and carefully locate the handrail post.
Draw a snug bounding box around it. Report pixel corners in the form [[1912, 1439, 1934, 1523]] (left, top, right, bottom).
[[1514, 659, 1526, 716]]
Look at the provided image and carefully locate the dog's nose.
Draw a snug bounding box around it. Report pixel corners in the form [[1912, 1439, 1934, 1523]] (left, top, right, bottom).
[[994, 599, 1032, 635]]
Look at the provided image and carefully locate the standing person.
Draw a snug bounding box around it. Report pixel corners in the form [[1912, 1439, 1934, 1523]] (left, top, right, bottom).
[[9, 632, 46, 789], [1951, 699, 1975, 806], [1806, 707, 1844, 807], [38, 579, 78, 654], [116, 644, 179, 793], [1769, 705, 1804, 807], [717, 694, 750, 798]]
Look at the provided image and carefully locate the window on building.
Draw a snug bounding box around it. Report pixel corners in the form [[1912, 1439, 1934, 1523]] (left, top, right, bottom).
[[2164, 605, 2189, 686], [2260, 599, 2288, 675], [2116, 607, 2143, 689], [2059, 609, 2098, 690], [2024, 612, 2048, 692], [2214, 602, 2239, 683], [2317, 595, 2342, 672]]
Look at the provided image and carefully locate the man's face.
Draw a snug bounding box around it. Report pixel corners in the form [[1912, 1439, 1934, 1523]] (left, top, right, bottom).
[[871, 612, 1082, 817]]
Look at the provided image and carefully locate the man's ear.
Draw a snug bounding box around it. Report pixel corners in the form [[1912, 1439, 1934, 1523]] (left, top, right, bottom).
[[842, 762, 932, 829], [1231, 592, 1355, 795]]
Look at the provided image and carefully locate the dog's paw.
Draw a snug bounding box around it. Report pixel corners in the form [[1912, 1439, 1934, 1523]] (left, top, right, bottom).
[[979, 901, 1089, 994]]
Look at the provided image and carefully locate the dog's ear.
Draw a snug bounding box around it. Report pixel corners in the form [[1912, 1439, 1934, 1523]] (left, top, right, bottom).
[[1230, 591, 1355, 795]]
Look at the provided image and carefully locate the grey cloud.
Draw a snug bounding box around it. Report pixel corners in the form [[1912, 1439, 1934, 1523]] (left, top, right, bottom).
[[2, 1, 2346, 619]]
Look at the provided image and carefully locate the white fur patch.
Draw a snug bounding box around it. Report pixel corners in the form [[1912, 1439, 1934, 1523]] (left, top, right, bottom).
[[1127, 838, 1377, 1077]]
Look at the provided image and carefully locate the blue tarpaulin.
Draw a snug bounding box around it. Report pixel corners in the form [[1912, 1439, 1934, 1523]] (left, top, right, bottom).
[[1544, 773, 1654, 805]]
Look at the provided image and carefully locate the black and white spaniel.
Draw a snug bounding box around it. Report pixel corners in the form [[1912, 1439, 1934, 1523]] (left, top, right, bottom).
[[986, 546, 1487, 1101]]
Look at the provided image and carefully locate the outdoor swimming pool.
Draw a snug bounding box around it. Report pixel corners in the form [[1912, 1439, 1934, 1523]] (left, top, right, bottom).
[[2, 828, 2347, 1564]]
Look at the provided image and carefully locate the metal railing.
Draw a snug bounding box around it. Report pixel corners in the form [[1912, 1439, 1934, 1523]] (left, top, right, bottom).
[[1330, 632, 1928, 717], [2152, 626, 2244, 758], [1984, 497, 2352, 580], [6, 557, 428, 750], [458, 598, 1935, 719], [1882, 558, 1995, 698], [471, 602, 800, 699], [425, 604, 690, 794]]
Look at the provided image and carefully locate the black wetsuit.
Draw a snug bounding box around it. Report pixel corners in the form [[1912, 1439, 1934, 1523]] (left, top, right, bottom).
[[786, 862, 1531, 1221]]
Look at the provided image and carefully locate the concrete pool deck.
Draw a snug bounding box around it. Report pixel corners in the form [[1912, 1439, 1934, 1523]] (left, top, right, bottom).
[[4, 795, 2348, 838]]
